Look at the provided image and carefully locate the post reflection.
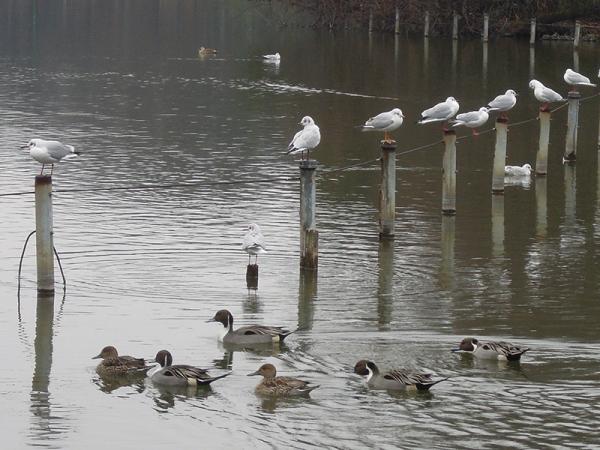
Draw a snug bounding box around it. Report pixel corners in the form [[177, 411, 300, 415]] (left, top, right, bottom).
[[423, 37, 429, 70], [491, 195, 505, 257], [451, 40, 458, 85], [565, 164, 576, 225], [440, 216, 455, 290], [297, 269, 317, 332], [377, 239, 394, 328], [30, 291, 55, 440], [482, 43, 488, 88], [529, 46, 535, 79], [394, 34, 400, 68], [536, 177, 548, 238]]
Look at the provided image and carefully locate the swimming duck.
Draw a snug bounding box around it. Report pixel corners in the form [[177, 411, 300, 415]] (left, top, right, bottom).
[[198, 46, 217, 56], [92, 345, 154, 377], [207, 309, 295, 345], [353, 360, 447, 391], [452, 337, 530, 361], [150, 350, 230, 387], [247, 363, 318, 396]]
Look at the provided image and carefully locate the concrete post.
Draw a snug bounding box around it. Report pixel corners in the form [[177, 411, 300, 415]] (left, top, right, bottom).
[[300, 160, 318, 269], [379, 142, 396, 239], [564, 91, 581, 162], [442, 130, 457, 215], [492, 118, 508, 194], [483, 13, 489, 42], [35, 175, 54, 293], [530, 18, 536, 45], [536, 109, 551, 175]]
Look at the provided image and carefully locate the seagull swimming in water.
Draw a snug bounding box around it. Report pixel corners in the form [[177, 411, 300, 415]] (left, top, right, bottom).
[[263, 52, 281, 62], [563, 68, 596, 91], [20, 138, 80, 175], [361, 108, 404, 143], [450, 107, 489, 136], [242, 223, 267, 265], [529, 80, 565, 111], [505, 163, 532, 177], [286, 116, 321, 161], [487, 89, 517, 120], [417, 96, 460, 130]]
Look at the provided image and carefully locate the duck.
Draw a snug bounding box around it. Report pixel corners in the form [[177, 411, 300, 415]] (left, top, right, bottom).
[[353, 360, 447, 391], [452, 337, 530, 361], [242, 223, 267, 265], [207, 309, 295, 345], [247, 363, 318, 396], [150, 350, 230, 387], [92, 345, 154, 377], [505, 163, 532, 177], [198, 46, 217, 56]]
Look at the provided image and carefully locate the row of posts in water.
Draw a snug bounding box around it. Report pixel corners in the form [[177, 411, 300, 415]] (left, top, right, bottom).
[[30, 91, 587, 292], [368, 10, 584, 48]]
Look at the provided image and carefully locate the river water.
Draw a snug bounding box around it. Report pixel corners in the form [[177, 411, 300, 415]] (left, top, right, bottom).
[[1, 1, 600, 448]]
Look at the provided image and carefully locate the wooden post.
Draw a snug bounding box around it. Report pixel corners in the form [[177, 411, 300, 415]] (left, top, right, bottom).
[[530, 18, 536, 45], [379, 142, 396, 239], [482, 13, 489, 42], [246, 264, 258, 290], [574, 20, 581, 48], [35, 175, 54, 293], [368, 8, 373, 34], [424, 11, 430, 38], [299, 160, 318, 269], [536, 108, 551, 175], [395, 4, 400, 34], [564, 91, 581, 163], [442, 130, 457, 215], [452, 11, 458, 40], [492, 118, 508, 194]]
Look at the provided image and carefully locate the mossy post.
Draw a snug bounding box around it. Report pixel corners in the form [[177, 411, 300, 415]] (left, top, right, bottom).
[[35, 175, 54, 293], [379, 142, 396, 239], [442, 130, 457, 215], [300, 160, 318, 269]]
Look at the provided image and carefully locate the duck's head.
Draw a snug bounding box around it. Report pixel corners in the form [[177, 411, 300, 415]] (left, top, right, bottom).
[[247, 363, 277, 379], [207, 309, 233, 328], [353, 360, 379, 376], [300, 116, 315, 127], [452, 337, 479, 353], [153, 350, 173, 367], [93, 345, 118, 360]]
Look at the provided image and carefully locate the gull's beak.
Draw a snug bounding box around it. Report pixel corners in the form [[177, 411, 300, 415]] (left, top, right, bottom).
[[92, 354, 102, 359], [247, 370, 260, 377], [20, 144, 29, 149]]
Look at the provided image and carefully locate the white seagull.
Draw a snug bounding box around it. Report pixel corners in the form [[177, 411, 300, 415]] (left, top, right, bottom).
[[286, 116, 321, 160], [417, 97, 460, 129], [242, 223, 267, 264], [564, 68, 596, 90], [451, 107, 489, 135], [505, 163, 532, 177], [487, 89, 517, 119], [20, 138, 80, 175], [529, 80, 565, 110], [263, 52, 281, 62], [361, 108, 404, 143]]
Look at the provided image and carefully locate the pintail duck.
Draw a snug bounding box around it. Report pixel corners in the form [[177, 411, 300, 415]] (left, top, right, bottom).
[[354, 360, 447, 391], [208, 310, 295, 345], [247, 363, 318, 396], [150, 350, 230, 387], [93, 345, 154, 377], [452, 337, 530, 361], [198, 46, 217, 56]]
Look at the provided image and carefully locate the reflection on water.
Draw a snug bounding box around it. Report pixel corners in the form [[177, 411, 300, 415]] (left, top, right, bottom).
[[1, 1, 600, 448]]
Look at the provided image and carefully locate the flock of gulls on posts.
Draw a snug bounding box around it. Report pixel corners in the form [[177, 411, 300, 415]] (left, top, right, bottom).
[[18, 53, 597, 395]]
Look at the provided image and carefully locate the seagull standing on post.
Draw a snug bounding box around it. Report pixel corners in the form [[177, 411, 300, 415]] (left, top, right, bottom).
[[417, 96, 460, 131], [563, 68, 596, 91], [21, 138, 80, 175], [361, 108, 404, 143], [242, 223, 267, 265], [286, 116, 321, 161]]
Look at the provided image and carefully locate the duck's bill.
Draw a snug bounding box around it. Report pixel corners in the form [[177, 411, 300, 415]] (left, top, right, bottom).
[[92, 354, 102, 359], [205, 318, 216, 323], [247, 370, 260, 376], [450, 348, 464, 353]]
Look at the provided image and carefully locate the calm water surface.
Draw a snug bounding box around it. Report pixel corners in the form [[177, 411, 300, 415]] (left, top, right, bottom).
[[1, 1, 600, 448]]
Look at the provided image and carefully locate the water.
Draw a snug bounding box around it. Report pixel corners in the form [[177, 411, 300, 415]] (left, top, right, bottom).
[[2, 1, 600, 448]]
